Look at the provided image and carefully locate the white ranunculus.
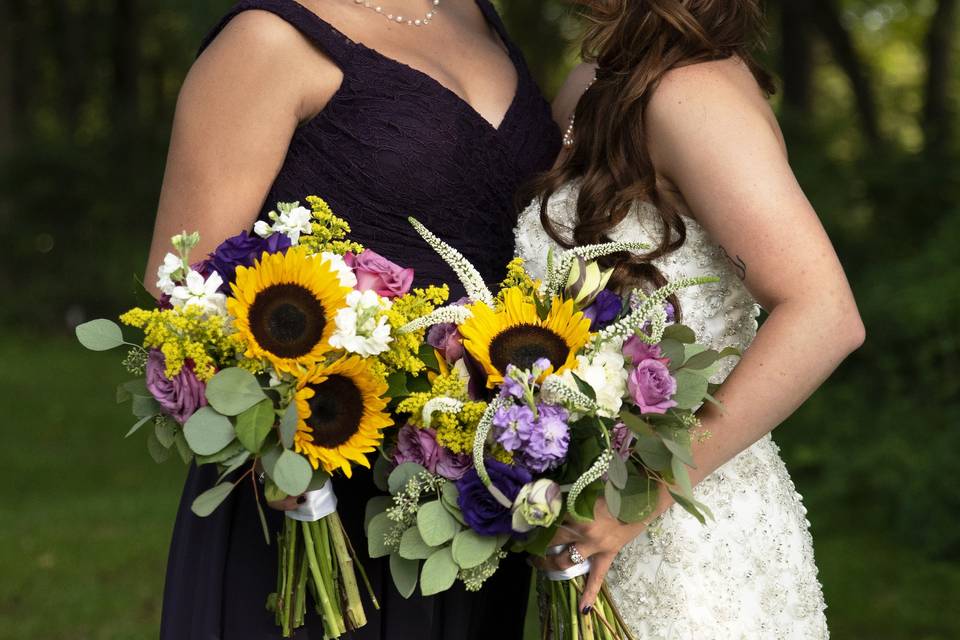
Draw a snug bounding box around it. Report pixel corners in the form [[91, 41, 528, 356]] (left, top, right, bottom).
[[156, 252, 184, 295], [556, 341, 627, 418], [170, 270, 227, 316], [321, 252, 357, 288], [329, 289, 393, 356]]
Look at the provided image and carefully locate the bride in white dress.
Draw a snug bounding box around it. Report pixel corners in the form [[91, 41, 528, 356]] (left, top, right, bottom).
[[523, 2, 864, 638]]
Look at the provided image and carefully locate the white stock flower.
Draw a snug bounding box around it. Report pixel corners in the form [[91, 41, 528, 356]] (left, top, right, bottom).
[[557, 340, 627, 418], [321, 252, 357, 288], [329, 289, 393, 357], [169, 270, 227, 316], [254, 205, 314, 244], [156, 252, 184, 295]]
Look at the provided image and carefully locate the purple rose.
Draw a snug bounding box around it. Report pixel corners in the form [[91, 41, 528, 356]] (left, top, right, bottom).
[[208, 231, 291, 291], [623, 336, 670, 365], [393, 424, 440, 471], [457, 459, 531, 536], [628, 359, 678, 415], [610, 422, 635, 461], [582, 290, 623, 330], [145, 350, 208, 424], [426, 323, 464, 363], [344, 250, 414, 298], [436, 448, 472, 481]]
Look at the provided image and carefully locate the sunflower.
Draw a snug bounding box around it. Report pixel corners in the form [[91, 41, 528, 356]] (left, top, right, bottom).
[[228, 248, 349, 374], [460, 287, 592, 388], [294, 357, 393, 476]]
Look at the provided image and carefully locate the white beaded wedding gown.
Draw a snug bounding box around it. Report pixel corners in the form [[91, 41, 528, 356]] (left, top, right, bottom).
[[515, 182, 829, 639]]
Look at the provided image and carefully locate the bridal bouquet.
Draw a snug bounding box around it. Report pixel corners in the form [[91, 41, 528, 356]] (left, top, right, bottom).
[[365, 220, 737, 639], [76, 197, 449, 637]]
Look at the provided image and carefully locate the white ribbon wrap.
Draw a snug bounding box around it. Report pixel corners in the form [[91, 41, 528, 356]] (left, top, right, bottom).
[[284, 479, 338, 522], [542, 544, 593, 581]]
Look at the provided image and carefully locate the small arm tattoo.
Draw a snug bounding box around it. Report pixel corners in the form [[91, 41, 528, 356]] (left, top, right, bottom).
[[719, 245, 747, 281]]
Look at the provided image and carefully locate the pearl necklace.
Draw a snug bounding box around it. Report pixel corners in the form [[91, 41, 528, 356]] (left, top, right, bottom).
[[562, 73, 597, 148], [353, 0, 440, 27]]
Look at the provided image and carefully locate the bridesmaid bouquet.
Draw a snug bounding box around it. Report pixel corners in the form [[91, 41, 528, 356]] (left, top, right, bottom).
[[365, 220, 739, 639], [76, 197, 449, 638]]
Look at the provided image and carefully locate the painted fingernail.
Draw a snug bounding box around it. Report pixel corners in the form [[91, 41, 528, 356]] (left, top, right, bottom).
[[297, 496, 306, 504], [581, 605, 592, 615]]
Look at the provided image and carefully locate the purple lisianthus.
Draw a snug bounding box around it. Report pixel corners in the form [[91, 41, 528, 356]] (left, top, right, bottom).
[[582, 290, 623, 330], [520, 404, 570, 473], [492, 404, 535, 451], [457, 459, 531, 536], [393, 424, 440, 471], [344, 249, 414, 298], [436, 448, 472, 480], [145, 350, 207, 424], [610, 422, 635, 461], [623, 336, 670, 366], [628, 359, 678, 415], [426, 323, 464, 364], [208, 231, 291, 291]]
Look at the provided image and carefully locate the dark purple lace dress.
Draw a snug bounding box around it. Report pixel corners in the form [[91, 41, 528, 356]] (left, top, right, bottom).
[[159, 1, 561, 638]]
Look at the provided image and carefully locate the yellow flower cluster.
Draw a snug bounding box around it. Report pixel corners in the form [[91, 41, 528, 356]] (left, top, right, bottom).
[[395, 373, 488, 455], [119, 306, 241, 381], [297, 195, 364, 256], [379, 285, 449, 375], [496, 257, 539, 308]]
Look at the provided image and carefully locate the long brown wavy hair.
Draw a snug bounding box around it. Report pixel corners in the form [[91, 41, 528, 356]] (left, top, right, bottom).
[[533, 0, 775, 303]]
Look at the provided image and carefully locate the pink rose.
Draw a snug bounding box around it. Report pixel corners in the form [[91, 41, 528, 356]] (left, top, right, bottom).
[[628, 359, 678, 415], [426, 323, 464, 363], [344, 250, 414, 298], [623, 335, 670, 365]]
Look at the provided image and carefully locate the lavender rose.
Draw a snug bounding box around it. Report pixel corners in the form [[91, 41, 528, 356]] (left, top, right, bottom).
[[145, 350, 207, 424], [582, 290, 623, 330], [393, 424, 440, 471], [628, 358, 678, 415], [623, 335, 669, 365], [436, 448, 472, 481], [457, 459, 531, 536], [208, 231, 291, 291], [344, 249, 414, 298], [426, 323, 464, 363], [610, 422, 635, 461]]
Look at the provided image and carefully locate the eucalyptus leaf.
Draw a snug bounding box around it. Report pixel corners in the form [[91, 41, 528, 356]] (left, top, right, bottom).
[[173, 432, 193, 465], [619, 475, 657, 524], [131, 394, 161, 419], [307, 470, 331, 492], [125, 414, 154, 438], [607, 453, 628, 490], [634, 434, 671, 471], [417, 500, 458, 547], [662, 324, 695, 344], [440, 481, 460, 511], [682, 349, 720, 371], [390, 553, 420, 599], [75, 319, 125, 351], [372, 453, 392, 492], [662, 434, 696, 467], [147, 431, 171, 463], [191, 481, 236, 517], [154, 416, 177, 448], [278, 401, 298, 449], [195, 440, 246, 465], [671, 456, 694, 501], [389, 462, 427, 495], [261, 445, 282, 478], [205, 367, 267, 416], [183, 407, 236, 456], [399, 527, 436, 560], [604, 481, 622, 519], [570, 480, 602, 522], [365, 496, 392, 529], [451, 529, 497, 569], [671, 369, 710, 410], [367, 512, 392, 559], [264, 478, 287, 503], [272, 449, 312, 496], [420, 547, 458, 596], [217, 450, 252, 482], [669, 489, 707, 525], [659, 339, 686, 371], [620, 411, 654, 437], [117, 379, 148, 404], [235, 399, 276, 453]]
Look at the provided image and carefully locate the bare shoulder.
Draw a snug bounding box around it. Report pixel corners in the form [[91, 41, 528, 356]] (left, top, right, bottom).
[[551, 62, 598, 129]]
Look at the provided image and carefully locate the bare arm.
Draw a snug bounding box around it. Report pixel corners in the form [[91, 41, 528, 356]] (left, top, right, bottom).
[[144, 10, 341, 298], [539, 59, 865, 610]]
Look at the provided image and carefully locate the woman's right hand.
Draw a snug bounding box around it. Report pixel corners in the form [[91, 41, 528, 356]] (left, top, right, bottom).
[[267, 494, 307, 512]]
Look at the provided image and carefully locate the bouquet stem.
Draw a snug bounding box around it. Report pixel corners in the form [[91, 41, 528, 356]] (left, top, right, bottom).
[[269, 515, 377, 638], [539, 574, 635, 640]]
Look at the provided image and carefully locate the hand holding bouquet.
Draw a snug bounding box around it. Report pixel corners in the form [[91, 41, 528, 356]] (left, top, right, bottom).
[[365, 220, 739, 639]]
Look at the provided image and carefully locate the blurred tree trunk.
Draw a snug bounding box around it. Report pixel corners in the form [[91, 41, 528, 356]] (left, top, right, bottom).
[[922, 0, 958, 154], [780, 2, 815, 114], [111, 0, 142, 129], [810, 0, 880, 143], [48, 0, 91, 135], [4, 0, 27, 150], [0, 1, 13, 159]]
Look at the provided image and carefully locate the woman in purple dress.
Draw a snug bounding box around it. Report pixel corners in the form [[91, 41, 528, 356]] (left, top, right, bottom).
[[143, 1, 560, 638]]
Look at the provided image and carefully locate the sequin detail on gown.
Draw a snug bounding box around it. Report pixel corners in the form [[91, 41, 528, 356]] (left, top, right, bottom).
[[515, 182, 829, 639]]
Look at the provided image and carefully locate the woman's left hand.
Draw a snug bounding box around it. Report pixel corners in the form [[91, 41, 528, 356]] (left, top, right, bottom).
[[532, 497, 649, 614]]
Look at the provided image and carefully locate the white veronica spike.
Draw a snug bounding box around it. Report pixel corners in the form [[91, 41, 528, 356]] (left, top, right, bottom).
[[398, 304, 473, 334], [545, 241, 650, 297], [408, 218, 494, 306]]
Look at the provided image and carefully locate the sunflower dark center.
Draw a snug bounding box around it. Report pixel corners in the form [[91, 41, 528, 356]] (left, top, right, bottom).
[[488, 324, 570, 374], [248, 284, 326, 358], [306, 375, 364, 448]]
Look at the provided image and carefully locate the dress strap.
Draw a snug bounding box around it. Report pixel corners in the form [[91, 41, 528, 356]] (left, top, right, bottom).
[[473, 0, 518, 59], [199, 0, 356, 67]]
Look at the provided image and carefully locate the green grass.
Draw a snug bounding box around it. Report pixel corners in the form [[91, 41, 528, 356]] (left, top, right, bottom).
[[1, 335, 958, 639]]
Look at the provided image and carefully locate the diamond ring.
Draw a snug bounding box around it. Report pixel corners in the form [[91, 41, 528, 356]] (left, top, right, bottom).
[[568, 544, 585, 565]]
